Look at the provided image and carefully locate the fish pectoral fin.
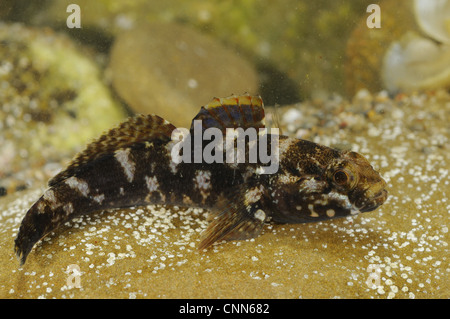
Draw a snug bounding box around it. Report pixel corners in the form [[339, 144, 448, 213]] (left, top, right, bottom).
[[198, 198, 267, 250]]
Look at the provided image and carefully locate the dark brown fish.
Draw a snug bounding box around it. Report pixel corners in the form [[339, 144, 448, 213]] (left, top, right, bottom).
[[14, 95, 387, 265]]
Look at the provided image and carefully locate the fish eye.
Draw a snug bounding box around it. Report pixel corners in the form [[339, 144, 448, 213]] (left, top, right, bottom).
[[333, 170, 349, 185]]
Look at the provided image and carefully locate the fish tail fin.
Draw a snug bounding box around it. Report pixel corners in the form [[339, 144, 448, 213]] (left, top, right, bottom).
[[14, 198, 51, 266], [14, 184, 87, 265]]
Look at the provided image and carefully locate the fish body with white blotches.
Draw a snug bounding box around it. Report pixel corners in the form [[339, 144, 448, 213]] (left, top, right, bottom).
[[14, 95, 388, 265]]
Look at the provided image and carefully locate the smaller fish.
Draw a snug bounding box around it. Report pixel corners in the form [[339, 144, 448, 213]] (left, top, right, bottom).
[[14, 94, 387, 265]]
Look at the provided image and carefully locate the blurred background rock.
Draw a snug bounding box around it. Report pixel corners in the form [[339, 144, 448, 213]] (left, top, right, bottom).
[[1, 0, 370, 105]]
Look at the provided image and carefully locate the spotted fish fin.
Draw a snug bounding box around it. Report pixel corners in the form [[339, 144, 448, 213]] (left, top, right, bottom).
[[198, 185, 267, 250], [190, 94, 265, 134], [49, 114, 176, 187]]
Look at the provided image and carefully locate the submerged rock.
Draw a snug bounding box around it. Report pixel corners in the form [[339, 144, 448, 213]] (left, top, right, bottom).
[[41, 1, 367, 100], [109, 22, 259, 127], [0, 23, 126, 189], [345, 0, 416, 95]]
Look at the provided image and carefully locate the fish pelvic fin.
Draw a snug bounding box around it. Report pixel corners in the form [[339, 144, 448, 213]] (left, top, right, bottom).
[[198, 184, 267, 250]]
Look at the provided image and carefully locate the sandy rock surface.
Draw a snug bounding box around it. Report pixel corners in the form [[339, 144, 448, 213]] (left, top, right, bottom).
[[1, 89, 448, 299]]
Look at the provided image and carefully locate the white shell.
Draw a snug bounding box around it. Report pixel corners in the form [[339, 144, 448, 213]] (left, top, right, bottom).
[[382, 32, 450, 92], [414, 0, 450, 44]]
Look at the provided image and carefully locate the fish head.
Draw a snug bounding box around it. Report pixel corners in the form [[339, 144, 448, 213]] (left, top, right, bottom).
[[268, 145, 388, 223], [326, 151, 388, 214]]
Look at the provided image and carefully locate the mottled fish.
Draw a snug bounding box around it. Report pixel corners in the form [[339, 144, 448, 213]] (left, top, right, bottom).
[[14, 95, 388, 265]]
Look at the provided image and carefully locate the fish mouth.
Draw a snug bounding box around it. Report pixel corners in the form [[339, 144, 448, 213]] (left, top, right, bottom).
[[359, 189, 388, 213]]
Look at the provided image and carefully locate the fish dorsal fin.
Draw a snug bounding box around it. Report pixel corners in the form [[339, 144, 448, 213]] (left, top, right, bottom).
[[48, 114, 176, 187], [190, 94, 265, 134]]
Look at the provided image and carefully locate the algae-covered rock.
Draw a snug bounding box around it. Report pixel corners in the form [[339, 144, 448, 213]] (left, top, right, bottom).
[[345, 0, 417, 96], [108, 22, 259, 127], [0, 23, 126, 187]]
